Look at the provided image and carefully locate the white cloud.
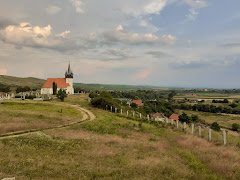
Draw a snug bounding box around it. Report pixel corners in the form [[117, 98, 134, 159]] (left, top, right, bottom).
[[184, 0, 208, 21], [122, 0, 167, 16], [70, 0, 85, 14], [184, 0, 208, 9], [46, 5, 62, 15], [133, 68, 153, 80], [0, 22, 70, 49], [143, 0, 167, 14], [56, 30, 71, 38], [103, 25, 176, 45]]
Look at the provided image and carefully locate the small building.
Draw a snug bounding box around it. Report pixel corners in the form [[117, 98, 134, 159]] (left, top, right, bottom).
[[169, 113, 179, 121], [132, 99, 144, 107], [150, 112, 166, 122], [41, 63, 74, 95]]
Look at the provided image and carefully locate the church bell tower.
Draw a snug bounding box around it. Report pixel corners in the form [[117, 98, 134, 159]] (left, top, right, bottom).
[[65, 62, 74, 94]]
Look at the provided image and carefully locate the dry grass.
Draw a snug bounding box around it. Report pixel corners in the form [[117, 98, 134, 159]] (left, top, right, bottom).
[[0, 95, 240, 179], [0, 101, 82, 135]]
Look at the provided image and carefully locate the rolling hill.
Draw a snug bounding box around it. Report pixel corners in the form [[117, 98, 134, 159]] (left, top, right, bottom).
[[0, 75, 45, 89]]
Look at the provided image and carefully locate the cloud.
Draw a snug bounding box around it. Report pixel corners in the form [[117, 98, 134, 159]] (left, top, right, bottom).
[[183, 0, 208, 21], [122, 0, 167, 16], [70, 0, 85, 14], [146, 51, 172, 58], [46, 5, 62, 15], [103, 25, 176, 45], [132, 68, 153, 80], [0, 22, 70, 50]]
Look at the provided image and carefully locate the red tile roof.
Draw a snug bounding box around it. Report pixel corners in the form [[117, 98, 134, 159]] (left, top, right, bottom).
[[42, 78, 69, 88], [132, 99, 143, 107], [169, 113, 179, 121]]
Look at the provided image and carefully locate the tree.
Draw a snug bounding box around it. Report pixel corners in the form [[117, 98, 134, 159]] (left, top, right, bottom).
[[232, 123, 240, 132], [52, 82, 57, 95], [211, 122, 221, 131], [57, 89, 67, 102], [179, 112, 191, 123]]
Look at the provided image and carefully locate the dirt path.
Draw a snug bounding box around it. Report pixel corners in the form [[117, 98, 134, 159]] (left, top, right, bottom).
[[0, 104, 96, 139]]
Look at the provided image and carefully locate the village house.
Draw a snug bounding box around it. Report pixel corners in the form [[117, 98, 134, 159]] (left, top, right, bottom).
[[132, 99, 144, 107], [169, 113, 179, 121], [41, 63, 74, 95], [150, 112, 166, 122]]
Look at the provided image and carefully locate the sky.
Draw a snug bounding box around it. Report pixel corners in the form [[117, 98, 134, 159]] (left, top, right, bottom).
[[0, 0, 240, 88]]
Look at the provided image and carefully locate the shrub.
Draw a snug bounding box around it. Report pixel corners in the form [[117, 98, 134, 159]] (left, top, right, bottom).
[[57, 89, 67, 102], [232, 123, 240, 132], [211, 122, 221, 131]]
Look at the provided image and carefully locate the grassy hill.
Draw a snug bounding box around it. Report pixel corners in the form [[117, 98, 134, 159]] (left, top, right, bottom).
[[0, 75, 44, 89], [0, 95, 239, 179]]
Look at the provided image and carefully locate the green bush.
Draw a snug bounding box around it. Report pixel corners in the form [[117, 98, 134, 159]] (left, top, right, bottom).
[[232, 123, 240, 132], [211, 122, 221, 131]]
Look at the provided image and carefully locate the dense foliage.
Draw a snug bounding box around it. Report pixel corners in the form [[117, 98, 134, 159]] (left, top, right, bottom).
[[0, 83, 11, 93], [174, 103, 240, 115], [57, 89, 67, 102], [211, 122, 221, 131]]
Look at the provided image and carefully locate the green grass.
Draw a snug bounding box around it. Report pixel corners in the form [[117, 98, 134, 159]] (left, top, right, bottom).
[[0, 95, 240, 179], [0, 101, 82, 134]]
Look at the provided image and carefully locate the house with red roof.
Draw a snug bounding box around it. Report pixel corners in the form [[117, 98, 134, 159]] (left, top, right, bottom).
[[41, 63, 74, 95], [132, 99, 144, 107], [169, 113, 179, 121]]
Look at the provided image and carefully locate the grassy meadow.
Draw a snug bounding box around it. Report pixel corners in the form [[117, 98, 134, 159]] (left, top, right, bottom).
[[0, 95, 240, 179], [0, 101, 82, 135]]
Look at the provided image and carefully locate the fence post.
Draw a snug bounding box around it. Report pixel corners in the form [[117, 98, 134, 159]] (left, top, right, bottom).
[[121, 109, 123, 114], [198, 126, 202, 137], [132, 111, 135, 118], [223, 130, 227, 146], [139, 113, 142, 119], [147, 115, 150, 121], [176, 120, 179, 128], [127, 110, 129, 117], [110, 106, 113, 112], [183, 122, 187, 131], [208, 128, 212, 142], [191, 124, 194, 135], [115, 108, 117, 113]]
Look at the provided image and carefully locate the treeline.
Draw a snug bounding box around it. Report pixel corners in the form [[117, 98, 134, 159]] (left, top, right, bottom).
[[110, 90, 173, 101], [175, 103, 240, 114], [0, 83, 10, 93]]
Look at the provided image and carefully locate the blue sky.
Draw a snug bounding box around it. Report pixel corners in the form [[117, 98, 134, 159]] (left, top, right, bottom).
[[0, 0, 240, 88]]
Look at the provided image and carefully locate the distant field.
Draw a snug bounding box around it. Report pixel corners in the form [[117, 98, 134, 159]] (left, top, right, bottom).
[[74, 83, 168, 91], [177, 110, 240, 129], [0, 101, 82, 135], [0, 95, 240, 179]]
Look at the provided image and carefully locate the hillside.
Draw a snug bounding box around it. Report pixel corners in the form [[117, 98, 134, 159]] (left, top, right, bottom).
[[0, 95, 239, 179], [0, 75, 44, 89]]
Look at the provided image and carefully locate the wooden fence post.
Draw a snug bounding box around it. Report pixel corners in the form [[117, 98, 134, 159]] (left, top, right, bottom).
[[127, 111, 129, 117], [121, 109, 123, 114], [110, 106, 113, 112], [132, 111, 135, 118], [139, 113, 142, 119], [115, 108, 117, 113], [208, 128, 212, 142], [147, 115, 150, 121], [191, 123, 194, 135], [223, 130, 227, 146], [183, 122, 187, 131], [176, 120, 179, 128]]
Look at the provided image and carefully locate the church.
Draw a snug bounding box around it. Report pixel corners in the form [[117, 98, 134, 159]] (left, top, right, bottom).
[[41, 63, 74, 95]]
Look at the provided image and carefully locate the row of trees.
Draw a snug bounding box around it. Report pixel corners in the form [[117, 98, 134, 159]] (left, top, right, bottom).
[[174, 103, 240, 115]]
